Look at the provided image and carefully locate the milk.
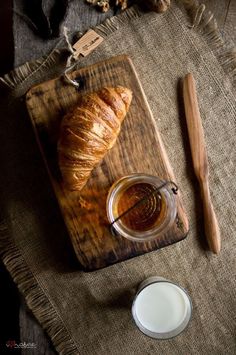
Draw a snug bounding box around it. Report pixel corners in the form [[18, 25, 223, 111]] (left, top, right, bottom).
[[133, 281, 191, 337]]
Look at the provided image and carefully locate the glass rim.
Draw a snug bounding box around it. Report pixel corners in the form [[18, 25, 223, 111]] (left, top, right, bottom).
[[132, 276, 192, 339], [106, 174, 177, 242]]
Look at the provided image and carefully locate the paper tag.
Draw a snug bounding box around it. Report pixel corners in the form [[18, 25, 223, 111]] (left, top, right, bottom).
[[73, 30, 104, 58]]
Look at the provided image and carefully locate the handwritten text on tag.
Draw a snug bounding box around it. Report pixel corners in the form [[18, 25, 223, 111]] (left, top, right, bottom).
[[73, 30, 104, 58]]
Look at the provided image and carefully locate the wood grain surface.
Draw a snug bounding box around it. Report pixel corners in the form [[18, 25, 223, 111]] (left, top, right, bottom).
[[183, 73, 221, 254], [26, 55, 188, 270]]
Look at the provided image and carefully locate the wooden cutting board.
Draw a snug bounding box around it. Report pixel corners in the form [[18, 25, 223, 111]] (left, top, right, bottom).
[[26, 55, 188, 271]]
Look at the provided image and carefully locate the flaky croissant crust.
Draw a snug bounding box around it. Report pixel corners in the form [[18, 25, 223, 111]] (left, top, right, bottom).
[[58, 86, 132, 191]]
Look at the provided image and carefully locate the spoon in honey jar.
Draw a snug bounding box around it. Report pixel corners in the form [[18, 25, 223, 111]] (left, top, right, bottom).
[[183, 73, 221, 254]]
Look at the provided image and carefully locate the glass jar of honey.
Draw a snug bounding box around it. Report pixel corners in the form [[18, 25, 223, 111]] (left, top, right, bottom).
[[106, 174, 177, 242]]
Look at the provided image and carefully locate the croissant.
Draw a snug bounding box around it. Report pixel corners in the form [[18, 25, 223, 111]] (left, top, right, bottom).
[[58, 86, 132, 191]]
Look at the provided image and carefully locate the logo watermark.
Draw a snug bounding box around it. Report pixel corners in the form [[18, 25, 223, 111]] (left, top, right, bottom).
[[6, 340, 37, 349]]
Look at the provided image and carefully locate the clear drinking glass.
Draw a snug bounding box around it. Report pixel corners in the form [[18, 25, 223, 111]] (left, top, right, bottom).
[[132, 276, 192, 339], [106, 174, 177, 242]]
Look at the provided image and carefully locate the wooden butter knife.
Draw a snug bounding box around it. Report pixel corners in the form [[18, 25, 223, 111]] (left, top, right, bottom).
[[183, 73, 221, 254]]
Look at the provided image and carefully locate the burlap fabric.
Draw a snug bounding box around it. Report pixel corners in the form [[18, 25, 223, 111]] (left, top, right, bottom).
[[1, 1, 236, 354]]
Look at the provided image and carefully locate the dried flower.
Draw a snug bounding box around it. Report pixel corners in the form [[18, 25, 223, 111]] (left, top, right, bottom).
[[85, 0, 171, 13], [116, 0, 129, 11], [144, 0, 170, 13], [86, 0, 98, 4], [97, 0, 110, 12]]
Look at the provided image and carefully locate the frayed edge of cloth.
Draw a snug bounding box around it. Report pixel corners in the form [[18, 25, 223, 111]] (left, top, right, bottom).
[[95, 5, 141, 35], [180, 0, 236, 88], [0, 220, 80, 355], [0, 48, 68, 97], [0, 49, 61, 89], [1, 2, 236, 95], [0, 6, 142, 95]]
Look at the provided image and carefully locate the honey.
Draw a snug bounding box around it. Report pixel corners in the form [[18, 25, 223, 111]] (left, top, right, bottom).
[[106, 174, 177, 242], [116, 183, 164, 232]]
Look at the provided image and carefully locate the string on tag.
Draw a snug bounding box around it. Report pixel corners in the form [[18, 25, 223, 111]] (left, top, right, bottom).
[[62, 27, 104, 88], [63, 27, 81, 88]]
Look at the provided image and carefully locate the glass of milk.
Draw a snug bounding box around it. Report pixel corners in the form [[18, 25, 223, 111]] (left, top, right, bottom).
[[132, 277, 192, 339]]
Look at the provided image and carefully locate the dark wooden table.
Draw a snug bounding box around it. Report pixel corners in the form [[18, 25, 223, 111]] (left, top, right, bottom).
[[1, 1, 235, 354]]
